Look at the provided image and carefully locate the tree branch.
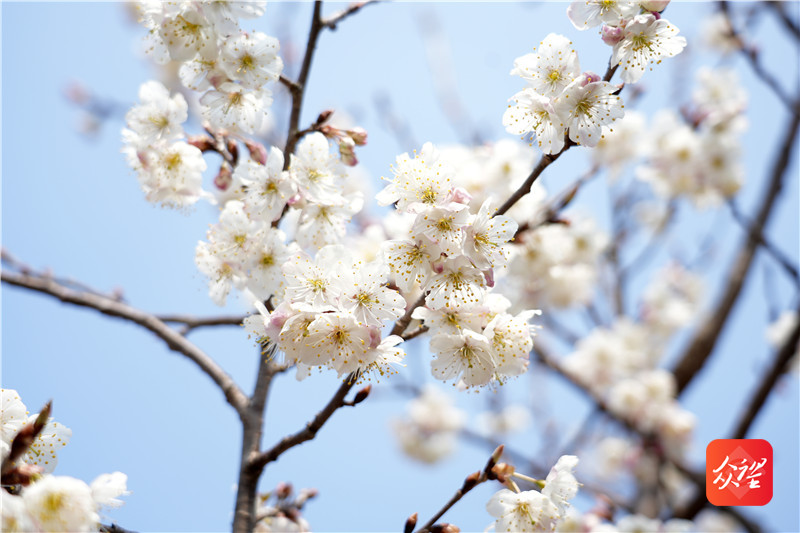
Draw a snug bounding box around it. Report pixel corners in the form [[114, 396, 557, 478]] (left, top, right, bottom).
[[727, 200, 799, 283], [1, 269, 249, 419], [282, 1, 324, 167], [672, 104, 800, 394], [321, 0, 380, 30], [732, 305, 800, 439]]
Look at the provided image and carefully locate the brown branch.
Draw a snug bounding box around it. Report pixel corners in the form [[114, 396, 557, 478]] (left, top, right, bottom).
[[282, 1, 324, 169], [157, 313, 247, 332], [672, 104, 800, 394], [732, 305, 800, 439], [727, 200, 799, 283], [321, 0, 380, 30], [496, 152, 564, 217], [401, 325, 429, 342], [415, 447, 502, 533], [248, 376, 358, 472], [766, 1, 800, 43], [720, 2, 798, 111], [1, 269, 249, 419]]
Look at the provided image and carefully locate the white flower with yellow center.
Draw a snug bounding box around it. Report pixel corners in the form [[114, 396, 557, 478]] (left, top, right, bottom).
[[304, 312, 372, 375], [136, 141, 207, 208], [22, 475, 99, 532], [412, 205, 470, 257], [511, 33, 581, 98], [376, 142, 454, 213], [486, 488, 560, 533], [237, 147, 295, 223], [425, 256, 486, 310], [124, 81, 187, 147], [200, 82, 272, 134], [612, 13, 687, 84], [567, 0, 639, 30], [503, 89, 567, 155], [382, 238, 442, 294], [289, 132, 347, 206], [554, 75, 625, 148], [430, 329, 496, 387], [465, 199, 518, 270], [220, 31, 283, 90]]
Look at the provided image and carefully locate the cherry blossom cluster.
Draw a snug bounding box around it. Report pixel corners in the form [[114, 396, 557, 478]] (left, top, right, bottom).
[[563, 264, 704, 452], [567, 0, 686, 84], [486, 455, 580, 532], [506, 218, 609, 309], [391, 385, 466, 463], [503, 32, 625, 154], [1, 390, 128, 532], [504, 1, 688, 155], [137, 0, 281, 134], [376, 143, 540, 388], [122, 81, 207, 208], [244, 244, 406, 381], [194, 131, 366, 305], [637, 68, 747, 206]]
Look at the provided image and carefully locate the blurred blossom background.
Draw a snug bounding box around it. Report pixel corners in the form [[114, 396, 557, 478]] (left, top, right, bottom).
[[2, 2, 798, 532]]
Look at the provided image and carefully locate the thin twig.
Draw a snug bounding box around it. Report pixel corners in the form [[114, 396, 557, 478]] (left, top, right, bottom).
[[321, 0, 380, 30], [720, 2, 797, 111], [727, 200, 799, 283], [1, 269, 249, 419], [157, 313, 247, 331], [282, 1, 324, 168], [731, 305, 800, 439]]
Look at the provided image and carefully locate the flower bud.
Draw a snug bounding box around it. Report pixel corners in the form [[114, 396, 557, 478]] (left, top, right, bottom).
[[581, 71, 601, 86], [214, 164, 233, 191], [245, 139, 268, 165], [404, 513, 418, 533], [187, 135, 216, 153], [601, 25, 624, 46], [338, 137, 358, 166], [461, 471, 481, 492], [348, 127, 368, 146], [640, 0, 670, 13], [489, 462, 515, 483], [352, 385, 372, 405], [315, 109, 334, 126], [432, 524, 460, 533], [275, 482, 293, 499]]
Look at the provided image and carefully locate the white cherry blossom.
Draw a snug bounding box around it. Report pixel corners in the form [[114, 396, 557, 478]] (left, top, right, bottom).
[[612, 14, 687, 84], [511, 33, 581, 98], [220, 31, 283, 90]]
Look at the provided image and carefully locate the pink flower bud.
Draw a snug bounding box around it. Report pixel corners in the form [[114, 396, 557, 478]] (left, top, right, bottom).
[[601, 25, 624, 46], [431, 256, 445, 274], [244, 139, 268, 165], [275, 482, 293, 499], [214, 164, 233, 191], [446, 187, 473, 206], [348, 127, 368, 146], [580, 72, 602, 86], [482, 268, 495, 288]]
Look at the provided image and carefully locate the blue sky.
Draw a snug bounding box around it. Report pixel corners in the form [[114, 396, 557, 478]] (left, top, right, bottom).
[[2, 2, 798, 532]]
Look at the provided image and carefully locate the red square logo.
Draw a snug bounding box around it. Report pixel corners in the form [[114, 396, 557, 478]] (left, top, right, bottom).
[[706, 439, 772, 506]]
